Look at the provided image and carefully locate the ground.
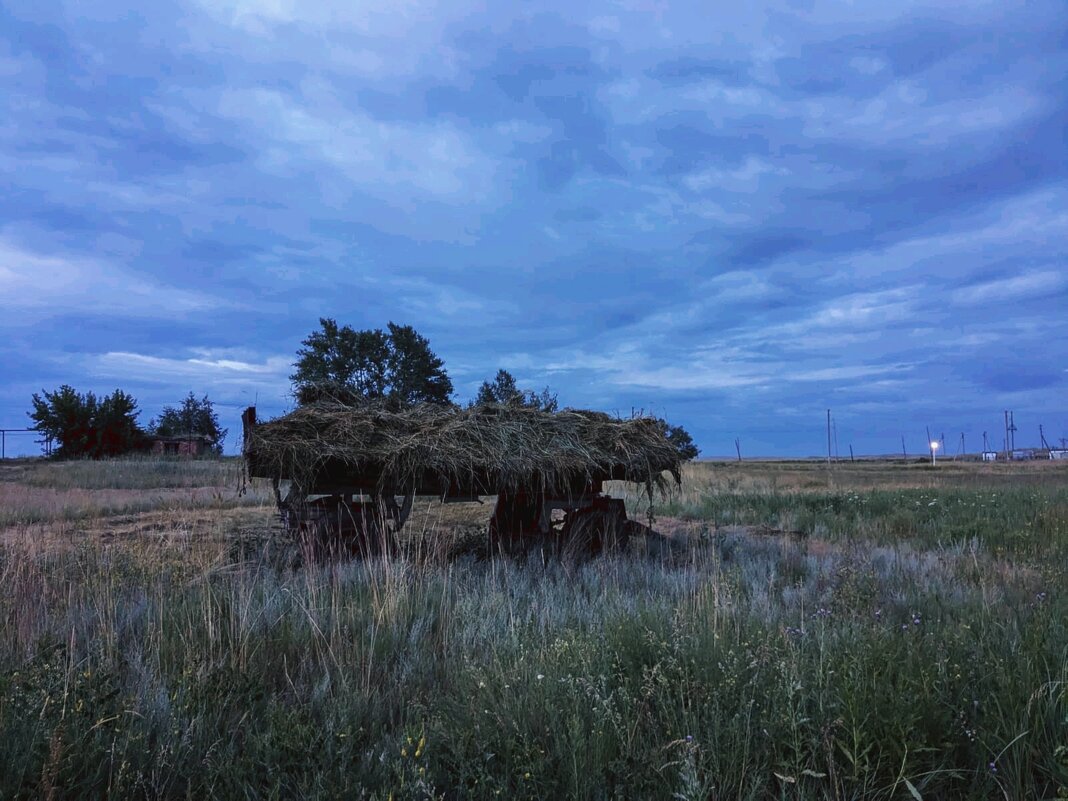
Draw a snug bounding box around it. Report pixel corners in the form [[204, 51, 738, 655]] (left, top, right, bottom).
[[0, 456, 1066, 799]]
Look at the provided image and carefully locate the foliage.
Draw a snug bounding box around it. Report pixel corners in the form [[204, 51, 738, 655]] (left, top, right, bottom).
[[28, 385, 147, 459], [473, 369, 559, 412], [291, 319, 453, 407], [148, 392, 228, 454], [657, 419, 700, 461]]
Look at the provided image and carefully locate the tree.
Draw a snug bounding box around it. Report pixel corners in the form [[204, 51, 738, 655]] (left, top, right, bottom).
[[473, 369, 559, 412], [29, 385, 147, 459], [657, 419, 700, 461], [291, 319, 453, 407], [148, 392, 228, 455]]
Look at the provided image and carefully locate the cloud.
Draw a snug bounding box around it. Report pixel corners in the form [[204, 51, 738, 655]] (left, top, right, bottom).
[[94, 350, 290, 382], [0, 238, 230, 319], [1, 0, 1066, 455], [952, 270, 1066, 306]]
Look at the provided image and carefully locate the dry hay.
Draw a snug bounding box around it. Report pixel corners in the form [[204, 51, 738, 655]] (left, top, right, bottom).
[[245, 402, 682, 498]]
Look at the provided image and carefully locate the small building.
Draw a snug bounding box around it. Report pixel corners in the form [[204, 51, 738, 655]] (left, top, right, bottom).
[[981, 451, 998, 462], [1011, 449, 1034, 461], [1050, 449, 1068, 461], [150, 435, 214, 457]]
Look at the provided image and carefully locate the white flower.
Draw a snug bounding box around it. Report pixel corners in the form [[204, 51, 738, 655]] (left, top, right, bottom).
[[536, 674, 545, 681]]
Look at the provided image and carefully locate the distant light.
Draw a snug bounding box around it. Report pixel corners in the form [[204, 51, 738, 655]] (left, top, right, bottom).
[[930, 441, 939, 450]]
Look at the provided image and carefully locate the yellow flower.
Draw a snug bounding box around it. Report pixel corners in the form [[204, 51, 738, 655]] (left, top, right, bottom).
[[401, 748, 408, 758], [524, 772, 531, 779]]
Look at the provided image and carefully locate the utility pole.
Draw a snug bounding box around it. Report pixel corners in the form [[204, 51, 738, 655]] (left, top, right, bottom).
[[1005, 410, 1017, 456], [849, 444, 855, 462], [983, 431, 989, 452], [735, 438, 742, 462], [902, 435, 908, 461], [833, 416, 840, 462]]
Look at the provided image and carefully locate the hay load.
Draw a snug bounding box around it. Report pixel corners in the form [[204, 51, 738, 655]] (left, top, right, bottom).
[[243, 402, 684, 554]]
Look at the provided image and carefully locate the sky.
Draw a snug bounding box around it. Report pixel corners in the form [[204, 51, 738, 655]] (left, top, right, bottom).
[[1, 0, 1066, 458]]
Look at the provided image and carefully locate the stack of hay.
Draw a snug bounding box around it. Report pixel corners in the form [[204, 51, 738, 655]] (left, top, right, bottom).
[[244, 402, 682, 497]]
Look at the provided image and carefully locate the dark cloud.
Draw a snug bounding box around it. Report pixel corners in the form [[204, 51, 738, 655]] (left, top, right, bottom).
[[2, 1, 1066, 456], [975, 364, 1065, 393]]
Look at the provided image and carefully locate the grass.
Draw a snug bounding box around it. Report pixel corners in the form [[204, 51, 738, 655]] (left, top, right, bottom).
[[0, 458, 1066, 799], [0, 457, 272, 527]]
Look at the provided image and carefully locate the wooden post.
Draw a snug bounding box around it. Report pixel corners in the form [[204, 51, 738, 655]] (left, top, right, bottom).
[[241, 406, 257, 450], [827, 410, 832, 466]]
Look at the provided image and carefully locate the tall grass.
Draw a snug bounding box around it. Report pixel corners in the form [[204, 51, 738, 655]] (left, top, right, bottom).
[[1, 513, 1065, 798], [1, 460, 1065, 798]]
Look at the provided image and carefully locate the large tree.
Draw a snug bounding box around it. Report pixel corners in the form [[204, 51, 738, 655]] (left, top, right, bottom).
[[473, 369, 559, 412], [29, 385, 147, 459], [657, 419, 700, 462], [291, 319, 453, 407], [148, 392, 228, 454]]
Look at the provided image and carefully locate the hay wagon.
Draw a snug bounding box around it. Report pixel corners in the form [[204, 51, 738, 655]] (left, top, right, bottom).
[[241, 402, 681, 556]]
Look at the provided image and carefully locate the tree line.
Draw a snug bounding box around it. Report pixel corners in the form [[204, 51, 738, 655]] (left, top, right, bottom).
[[29, 390, 227, 460], [29, 318, 698, 460]]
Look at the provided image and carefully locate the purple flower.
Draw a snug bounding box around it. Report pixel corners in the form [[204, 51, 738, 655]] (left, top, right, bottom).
[[988, 761, 997, 773]]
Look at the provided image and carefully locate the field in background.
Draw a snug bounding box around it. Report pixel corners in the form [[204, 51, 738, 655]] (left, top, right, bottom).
[[1, 457, 1066, 799]]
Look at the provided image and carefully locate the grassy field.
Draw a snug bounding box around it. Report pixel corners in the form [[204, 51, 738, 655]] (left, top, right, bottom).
[[0, 457, 1066, 799]]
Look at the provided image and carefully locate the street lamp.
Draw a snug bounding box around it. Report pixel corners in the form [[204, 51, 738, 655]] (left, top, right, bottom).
[[930, 440, 939, 466]]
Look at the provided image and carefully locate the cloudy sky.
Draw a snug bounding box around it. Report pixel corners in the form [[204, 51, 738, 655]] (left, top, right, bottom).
[[2, 0, 1066, 457]]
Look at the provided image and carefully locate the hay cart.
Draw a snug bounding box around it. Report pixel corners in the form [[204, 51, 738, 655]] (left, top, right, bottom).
[[242, 403, 680, 556]]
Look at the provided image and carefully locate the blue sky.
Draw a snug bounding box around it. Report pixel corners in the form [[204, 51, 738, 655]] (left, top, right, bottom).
[[2, 0, 1066, 457]]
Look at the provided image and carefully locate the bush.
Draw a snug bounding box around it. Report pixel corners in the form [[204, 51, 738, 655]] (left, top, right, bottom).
[[28, 386, 147, 459]]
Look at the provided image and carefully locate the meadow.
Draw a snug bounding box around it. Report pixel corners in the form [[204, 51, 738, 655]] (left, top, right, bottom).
[[0, 456, 1065, 799]]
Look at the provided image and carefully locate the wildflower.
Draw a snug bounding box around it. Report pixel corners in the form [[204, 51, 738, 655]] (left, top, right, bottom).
[[401, 748, 408, 758], [685, 735, 693, 743], [524, 772, 531, 779], [536, 674, 544, 681], [988, 761, 997, 773]]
